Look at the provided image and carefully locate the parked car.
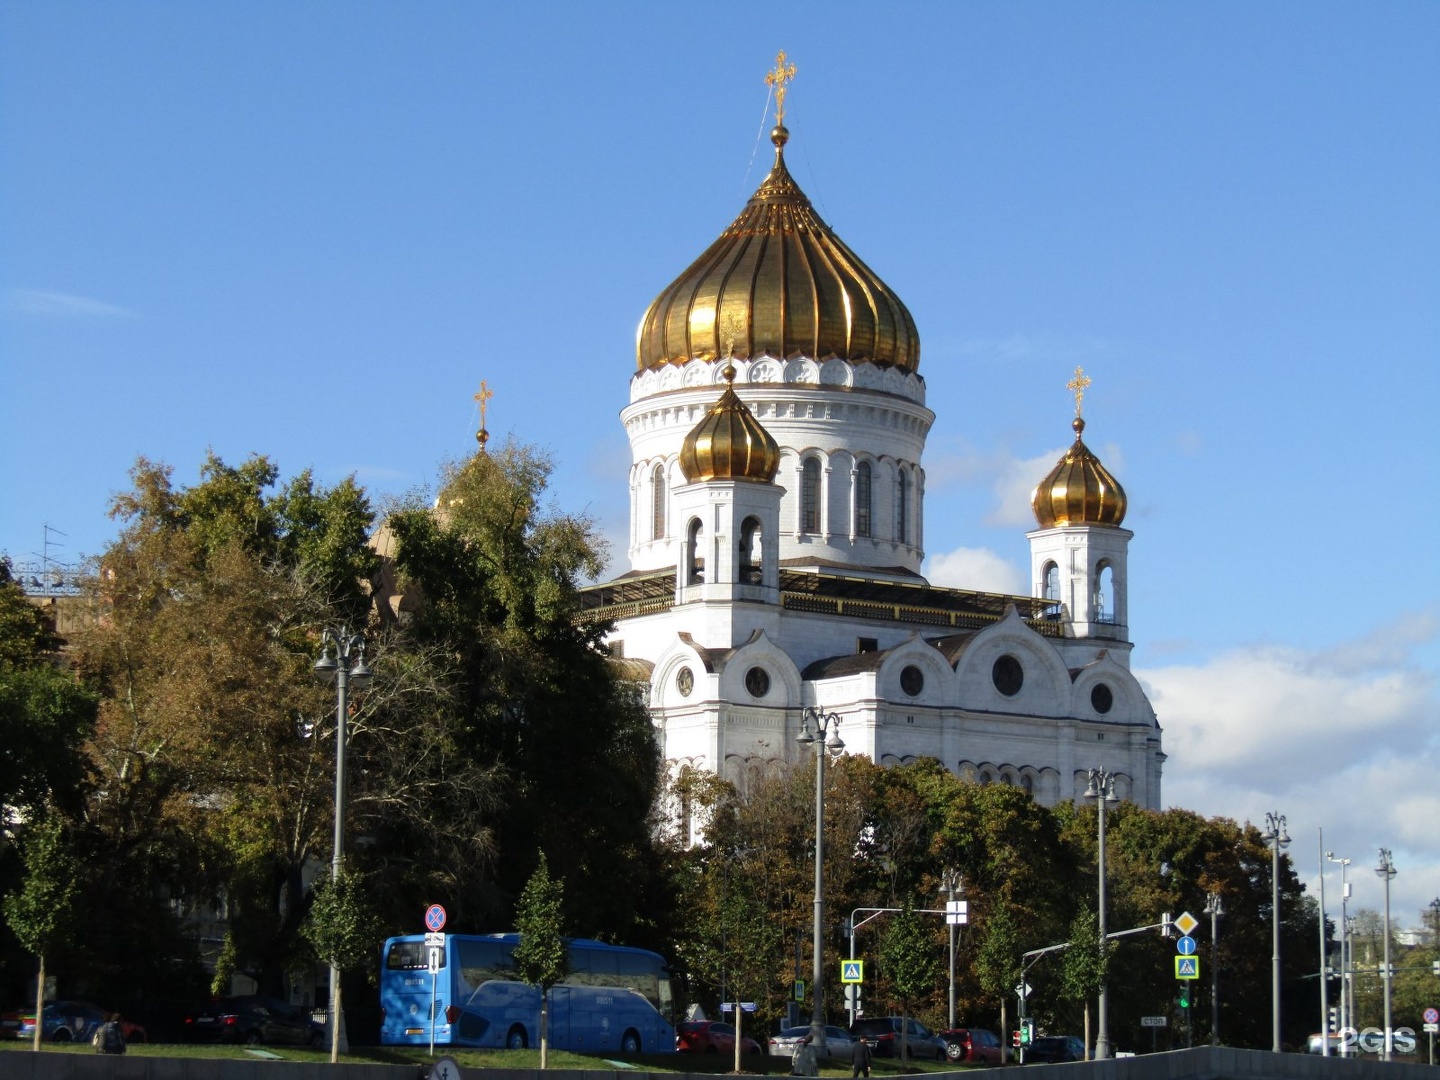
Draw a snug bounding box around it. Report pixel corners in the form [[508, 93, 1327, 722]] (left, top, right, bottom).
[[184, 995, 323, 1047], [938, 1027, 1002, 1064], [769, 1024, 856, 1061], [0, 1001, 147, 1045], [850, 1016, 946, 1060], [1027, 1035, 1085, 1063], [675, 1019, 762, 1055]]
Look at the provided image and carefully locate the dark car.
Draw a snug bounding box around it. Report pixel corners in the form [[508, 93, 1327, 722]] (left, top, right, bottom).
[[850, 1016, 946, 1060], [1028, 1035, 1085, 1063], [184, 995, 323, 1047], [675, 1020, 762, 1055], [938, 1027, 1002, 1064], [0, 1001, 147, 1045]]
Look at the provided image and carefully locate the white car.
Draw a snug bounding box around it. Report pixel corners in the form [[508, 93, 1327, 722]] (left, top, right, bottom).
[[769, 1025, 856, 1061]]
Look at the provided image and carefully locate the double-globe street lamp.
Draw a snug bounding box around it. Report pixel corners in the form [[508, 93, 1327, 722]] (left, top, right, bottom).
[[1262, 812, 1290, 1053], [1082, 768, 1118, 1060], [798, 707, 844, 1052], [1202, 890, 1224, 1045], [1376, 848, 1397, 1062], [314, 626, 373, 1061], [1326, 854, 1351, 1056]]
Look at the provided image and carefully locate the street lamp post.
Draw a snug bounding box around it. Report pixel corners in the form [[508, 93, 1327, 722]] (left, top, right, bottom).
[[1262, 812, 1290, 1053], [1083, 768, 1117, 1060], [941, 869, 964, 1030], [313, 626, 373, 1063], [1376, 848, 1397, 1062], [1326, 854, 1351, 1056], [1202, 891, 1224, 1045], [798, 707, 844, 1053]]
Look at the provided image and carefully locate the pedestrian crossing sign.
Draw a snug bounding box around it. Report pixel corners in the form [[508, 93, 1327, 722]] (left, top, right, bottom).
[[1175, 956, 1200, 980], [841, 960, 864, 984]]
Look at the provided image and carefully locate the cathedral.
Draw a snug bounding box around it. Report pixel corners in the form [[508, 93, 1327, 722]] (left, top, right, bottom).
[[578, 61, 1163, 818]]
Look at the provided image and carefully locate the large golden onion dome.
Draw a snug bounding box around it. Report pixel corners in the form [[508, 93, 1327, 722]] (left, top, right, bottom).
[[1031, 417, 1128, 528], [636, 125, 920, 373], [679, 364, 782, 483]]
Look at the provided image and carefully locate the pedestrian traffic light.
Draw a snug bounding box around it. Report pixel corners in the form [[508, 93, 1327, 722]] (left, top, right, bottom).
[[1327, 1007, 1338, 1033], [1177, 986, 1190, 1010], [1021, 1020, 1034, 1046], [1012, 1031, 1021, 1048]]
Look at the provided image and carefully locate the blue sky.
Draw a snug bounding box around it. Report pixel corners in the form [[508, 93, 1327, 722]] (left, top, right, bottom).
[[3, 2, 1438, 926]]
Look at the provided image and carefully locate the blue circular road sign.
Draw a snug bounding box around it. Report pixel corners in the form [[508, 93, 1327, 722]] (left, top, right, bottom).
[[1176, 935, 1198, 955], [425, 903, 447, 932]]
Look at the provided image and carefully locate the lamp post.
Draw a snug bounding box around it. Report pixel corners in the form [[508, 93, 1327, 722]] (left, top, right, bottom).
[[1083, 768, 1117, 1060], [1428, 896, 1440, 945], [313, 626, 373, 1063], [941, 869, 965, 1030], [1376, 848, 1396, 1062], [1326, 854, 1351, 1056], [1202, 890, 1224, 1045], [798, 707, 844, 1052], [1262, 812, 1289, 1053]]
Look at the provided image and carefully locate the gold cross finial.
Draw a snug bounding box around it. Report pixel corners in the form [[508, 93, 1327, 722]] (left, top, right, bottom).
[[474, 379, 494, 451], [1067, 366, 1092, 417], [765, 50, 797, 127], [721, 310, 746, 361]]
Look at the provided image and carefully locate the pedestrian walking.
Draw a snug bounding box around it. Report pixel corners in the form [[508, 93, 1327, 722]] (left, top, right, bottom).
[[792, 1034, 820, 1077], [851, 1035, 873, 1077]]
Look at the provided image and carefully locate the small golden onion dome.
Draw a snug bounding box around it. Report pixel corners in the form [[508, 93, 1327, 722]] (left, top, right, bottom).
[[679, 364, 782, 483], [636, 125, 920, 373], [1031, 417, 1128, 528]]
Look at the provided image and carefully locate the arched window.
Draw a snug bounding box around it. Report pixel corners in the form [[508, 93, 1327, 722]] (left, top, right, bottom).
[[651, 463, 667, 541], [896, 468, 909, 544], [855, 461, 872, 538], [739, 516, 762, 583], [801, 458, 821, 534], [1095, 561, 1116, 623], [1043, 562, 1060, 601], [686, 518, 704, 584]]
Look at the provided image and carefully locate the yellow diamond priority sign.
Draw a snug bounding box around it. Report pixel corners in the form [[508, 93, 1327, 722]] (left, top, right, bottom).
[[1175, 911, 1199, 936], [840, 959, 864, 984]]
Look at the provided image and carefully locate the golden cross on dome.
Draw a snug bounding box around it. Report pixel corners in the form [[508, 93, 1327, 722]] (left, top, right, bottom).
[[474, 379, 493, 427], [721, 310, 746, 361], [1067, 366, 1092, 417], [765, 50, 797, 126]]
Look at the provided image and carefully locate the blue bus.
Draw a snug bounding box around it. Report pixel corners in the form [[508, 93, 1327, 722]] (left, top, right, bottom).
[[379, 933, 676, 1054]]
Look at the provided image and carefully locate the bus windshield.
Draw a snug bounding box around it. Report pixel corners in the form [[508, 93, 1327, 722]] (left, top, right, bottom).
[[380, 933, 676, 1055]]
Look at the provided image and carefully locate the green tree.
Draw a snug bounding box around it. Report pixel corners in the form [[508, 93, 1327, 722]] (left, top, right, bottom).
[[1059, 908, 1109, 1059], [3, 817, 81, 1051], [302, 868, 383, 1062], [975, 903, 1024, 1063], [512, 852, 569, 1067], [878, 904, 935, 1060]]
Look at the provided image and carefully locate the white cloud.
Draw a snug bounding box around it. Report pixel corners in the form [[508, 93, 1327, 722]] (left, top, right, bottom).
[[1139, 614, 1440, 921], [924, 545, 1027, 595], [2, 288, 134, 318]]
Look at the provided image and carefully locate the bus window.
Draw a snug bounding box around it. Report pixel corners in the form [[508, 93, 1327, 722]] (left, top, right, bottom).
[[386, 940, 441, 970], [455, 938, 506, 993]]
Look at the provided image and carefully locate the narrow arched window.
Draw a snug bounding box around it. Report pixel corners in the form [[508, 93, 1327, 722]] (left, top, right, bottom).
[[651, 464, 667, 541], [687, 518, 704, 584], [1043, 562, 1060, 601], [801, 458, 821, 534], [896, 468, 909, 544], [739, 516, 762, 583], [855, 462, 872, 538], [1096, 561, 1116, 623]]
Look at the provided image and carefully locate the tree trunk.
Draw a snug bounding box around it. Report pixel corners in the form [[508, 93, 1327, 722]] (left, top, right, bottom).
[[901, 1005, 910, 1061], [734, 1002, 742, 1074], [31, 953, 44, 1053], [540, 990, 549, 1070], [329, 973, 343, 1063], [1000, 999, 1009, 1065], [1084, 1000, 1092, 1061]]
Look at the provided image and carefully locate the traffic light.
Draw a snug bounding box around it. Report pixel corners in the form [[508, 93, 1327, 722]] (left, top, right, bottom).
[[1012, 1031, 1021, 1049], [1160, 912, 1173, 938], [1327, 1007, 1339, 1033], [1177, 986, 1191, 1010], [1020, 1020, 1034, 1046], [1433, 959, 1440, 977]]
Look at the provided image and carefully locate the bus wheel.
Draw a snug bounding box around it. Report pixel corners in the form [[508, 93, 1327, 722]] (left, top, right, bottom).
[[621, 1030, 642, 1055], [506, 1025, 528, 1050]]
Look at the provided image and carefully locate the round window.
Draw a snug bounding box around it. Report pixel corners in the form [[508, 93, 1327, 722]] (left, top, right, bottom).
[[1091, 683, 1114, 714], [745, 666, 771, 698], [676, 667, 694, 698], [900, 665, 924, 696], [992, 655, 1024, 697]]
